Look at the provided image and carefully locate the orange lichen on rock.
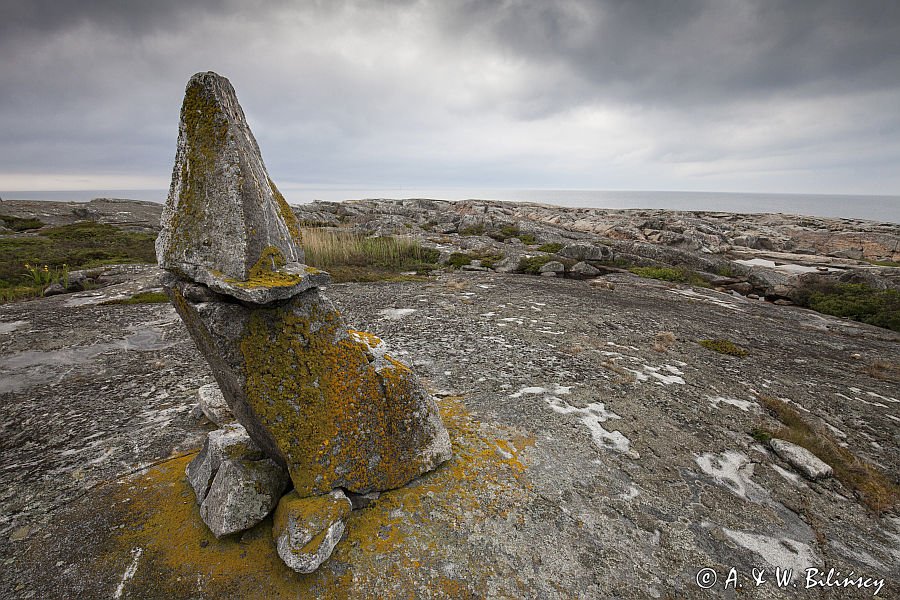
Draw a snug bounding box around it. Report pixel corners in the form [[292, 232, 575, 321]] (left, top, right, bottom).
[[107, 397, 534, 598], [238, 296, 449, 496]]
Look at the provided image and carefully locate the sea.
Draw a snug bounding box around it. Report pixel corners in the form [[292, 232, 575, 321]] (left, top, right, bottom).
[[3, 188, 898, 224]]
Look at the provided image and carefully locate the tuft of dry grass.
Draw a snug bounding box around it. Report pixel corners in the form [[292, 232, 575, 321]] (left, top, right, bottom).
[[300, 227, 439, 282], [755, 395, 899, 514], [653, 331, 676, 353], [600, 359, 636, 384], [863, 360, 900, 383]]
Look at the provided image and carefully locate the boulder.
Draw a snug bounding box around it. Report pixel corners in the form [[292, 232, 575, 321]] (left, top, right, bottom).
[[273, 490, 353, 574], [169, 281, 452, 497], [770, 439, 833, 481], [570, 261, 600, 277], [186, 424, 289, 537], [197, 383, 234, 426], [539, 261, 565, 275], [558, 242, 613, 262], [155, 71, 328, 304]]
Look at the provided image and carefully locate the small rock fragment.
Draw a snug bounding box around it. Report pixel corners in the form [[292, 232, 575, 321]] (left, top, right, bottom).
[[197, 383, 234, 426], [570, 261, 601, 277], [186, 424, 288, 537], [539, 260, 565, 275], [200, 457, 288, 538], [273, 490, 353, 573], [770, 439, 833, 481]]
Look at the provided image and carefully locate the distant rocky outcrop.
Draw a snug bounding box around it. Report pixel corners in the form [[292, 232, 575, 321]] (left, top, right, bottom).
[[157, 72, 451, 572]]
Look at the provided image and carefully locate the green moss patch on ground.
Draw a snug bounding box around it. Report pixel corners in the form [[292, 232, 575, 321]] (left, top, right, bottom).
[[799, 283, 899, 332], [628, 266, 711, 288], [0, 221, 157, 302], [699, 338, 749, 357]]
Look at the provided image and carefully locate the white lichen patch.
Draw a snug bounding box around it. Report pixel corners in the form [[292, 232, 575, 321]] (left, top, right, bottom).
[[721, 528, 819, 575], [627, 364, 685, 385], [517, 385, 638, 458], [707, 396, 758, 412], [695, 451, 757, 500], [0, 320, 29, 335], [669, 288, 746, 312], [378, 308, 416, 320], [771, 463, 804, 485]]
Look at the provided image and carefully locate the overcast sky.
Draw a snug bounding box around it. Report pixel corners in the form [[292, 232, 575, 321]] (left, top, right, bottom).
[[2, 0, 899, 196]]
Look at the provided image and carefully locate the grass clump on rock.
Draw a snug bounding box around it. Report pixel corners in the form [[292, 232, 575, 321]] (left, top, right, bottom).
[[629, 266, 711, 288], [699, 338, 749, 357], [518, 255, 556, 275], [100, 291, 170, 305], [300, 227, 439, 282], [0, 214, 45, 231], [754, 395, 899, 514], [536, 243, 563, 254]]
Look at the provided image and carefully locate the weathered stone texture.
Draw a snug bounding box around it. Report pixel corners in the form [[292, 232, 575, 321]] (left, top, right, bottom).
[[272, 490, 353, 574], [155, 71, 327, 304], [169, 281, 452, 497]]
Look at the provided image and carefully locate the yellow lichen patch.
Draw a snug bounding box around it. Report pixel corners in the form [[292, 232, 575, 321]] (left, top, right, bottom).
[[107, 396, 535, 598], [239, 299, 438, 495], [272, 491, 350, 548], [222, 246, 304, 289], [348, 329, 384, 351], [269, 177, 302, 244]]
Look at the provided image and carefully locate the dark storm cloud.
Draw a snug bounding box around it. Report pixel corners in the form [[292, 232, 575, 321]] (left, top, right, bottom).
[[433, 0, 900, 115], [1, 0, 898, 193]]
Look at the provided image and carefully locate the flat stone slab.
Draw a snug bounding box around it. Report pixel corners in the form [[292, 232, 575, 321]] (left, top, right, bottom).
[[770, 438, 834, 481]]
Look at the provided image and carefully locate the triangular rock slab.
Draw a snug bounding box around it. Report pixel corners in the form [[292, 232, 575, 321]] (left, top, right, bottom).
[[168, 281, 452, 497], [156, 71, 327, 304]]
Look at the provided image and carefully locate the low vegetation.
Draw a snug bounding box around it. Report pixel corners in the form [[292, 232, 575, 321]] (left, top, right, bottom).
[[796, 283, 899, 332], [863, 360, 900, 383], [652, 331, 676, 353], [754, 395, 899, 514], [446, 250, 503, 270], [699, 338, 749, 357], [100, 291, 170, 305], [518, 255, 556, 275], [0, 214, 45, 231], [629, 266, 711, 288], [1, 222, 156, 303], [536, 243, 564, 254], [300, 227, 440, 283]]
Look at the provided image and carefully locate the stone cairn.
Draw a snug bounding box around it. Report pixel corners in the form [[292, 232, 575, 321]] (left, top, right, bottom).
[[157, 72, 452, 573]]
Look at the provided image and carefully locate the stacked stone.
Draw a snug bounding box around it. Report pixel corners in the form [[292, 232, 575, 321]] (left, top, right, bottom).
[[158, 72, 451, 573]]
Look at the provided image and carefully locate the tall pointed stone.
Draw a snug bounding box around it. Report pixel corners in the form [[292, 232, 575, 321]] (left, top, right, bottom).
[[156, 71, 327, 303], [159, 71, 452, 514]]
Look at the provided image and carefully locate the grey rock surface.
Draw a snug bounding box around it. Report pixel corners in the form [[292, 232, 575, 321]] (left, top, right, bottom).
[[539, 260, 565, 274], [168, 279, 451, 497], [200, 455, 288, 538], [155, 71, 327, 304], [558, 241, 613, 261], [197, 383, 234, 426], [570, 261, 601, 277], [272, 489, 353, 574], [186, 424, 288, 537], [770, 439, 834, 481]]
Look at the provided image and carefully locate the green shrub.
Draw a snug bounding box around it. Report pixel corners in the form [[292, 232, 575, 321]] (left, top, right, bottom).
[[518, 255, 555, 275], [0, 214, 45, 231], [518, 233, 537, 245], [537, 243, 563, 254], [447, 253, 473, 268], [699, 338, 749, 357], [629, 266, 711, 288], [802, 283, 899, 332], [458, 224, 485, 236]]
